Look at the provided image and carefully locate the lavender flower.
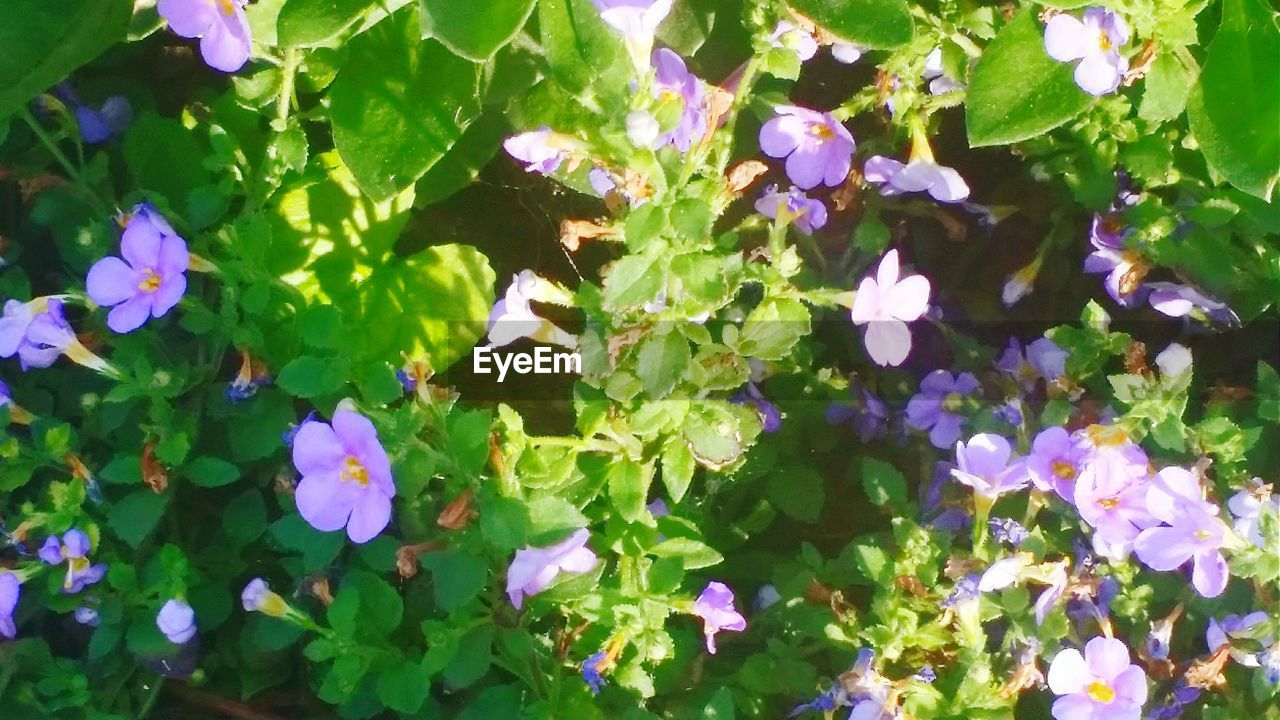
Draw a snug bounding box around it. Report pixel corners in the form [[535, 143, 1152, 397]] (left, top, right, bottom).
[[506, 528, 597, 609], [1228, 485, 1278, 549], [952, 434, 1028, 500], [0, 573, 18, 638], [691, 581, 746, 653], [241, 578, 290, 618], [581, 651, 608, 694], [1, 298, 66, 370], [157, 0, 252, 73], [830, 42, 864, 64], [1073, 429, 1155, 559], [990, 517, 1030, 546], [922, 47, 963, 94], [1145, 283, 1238, 325], [504, 127, 576, 174], [826, 383, 889, 442], [1084, 214, 1151, 307], [767, 21, 818, 62], [1134, 467, 1230, 597], [863, 155, 969, 203], [38, 529, 106, 593], [486, 271, 578, 349], [1205, 612, 1270, 666], [995, 337, 1068, 387], [942, 573, 981, 608], [906, 370, 979, 449], [57, 88, 134, 144], [1022, 426, 1090, 501], [755, 185, 828, 235], [156, 599, 197, 644], [651, 48, 708, 152], [732, 382, 782, 433], [74, 606, 100, 627], [87, 207, 189, 333], [759, 105, 855, 190], [592, 0, 674, 71], [292, 410, 395, 544], [1047, 637, 1147, 720], [849, 250, 931, 367], [1043, 8, 1130, 96]]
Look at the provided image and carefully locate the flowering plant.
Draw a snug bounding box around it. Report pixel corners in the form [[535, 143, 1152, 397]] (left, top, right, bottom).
[[0, 0, 1276, 718]]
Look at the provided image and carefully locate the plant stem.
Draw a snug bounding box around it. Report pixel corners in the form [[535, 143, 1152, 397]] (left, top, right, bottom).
[[137, 676, 165, 718], [19, 108, 111, 214]]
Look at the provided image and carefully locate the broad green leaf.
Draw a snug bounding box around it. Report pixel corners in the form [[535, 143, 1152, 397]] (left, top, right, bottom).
[[416, 112, 506, 206], [278, 0, 376, 46], [538, 0, 627, 94], [277, 355, 349, 398], [858, 457, 907, 508], [736, 298, 810, 361], [607, 458, 652, 523], [352, 243, 495, 369], [124, 114, 213, 209], [635, 331, 690, 398], [107, 491, 167, 548], [786, 0, 913, 49], [1138, 52, 1190, 123], [422, 549, 489, 612], [602, 254, 665, 311], [0, 0, 132, 119], [184, 457, 241, 488], [376, 658, 430, 714], [329, 8, 483, 200], [419, 0, 537, 61], [767, 467, 824, 523], [1187, 0, 1280, 200], [223, 490, 268, 546], [965, 10, 1091, 147]]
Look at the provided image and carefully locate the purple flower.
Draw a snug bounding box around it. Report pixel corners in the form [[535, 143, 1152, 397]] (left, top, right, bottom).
[[38, 529, 106, 593], [87, 207, 189, 333], [651, 48, 708, 152], [588, 166, 617, 196], [1134, 467, 1231, 598], [0, 297, 83, 371], [767, 21, 818, 62], [504, 127, 577, 174], [157, 0, 252, 73], [923, 47, 963, 94], [942, 573, 981, 608], [581, 651, 608, 694], [830, 42, 864, 64], [292, 410, 396, 544], [755, 185, 828, 235], [951, 433, 1028, 499], [592, 0, 673, 70], [732, 382, 782, 433], [1022, 427, 1090, 500], [1206, 612, 1270, 666], [157, 599, 197, 644], [849, 250, 931, 367], [241, 578, 290, 618], [486, 271, 578, 349], [0, 573, 18, 638], [1073, 429, 1154, 559], [996, 337, 1068, 387], [1261, 646, 1280, 685], [863, 155, 970, 203], [759, 105, 855, 190], [1047, 637, 1147, 720], [990, 517, 1030, 546], [1145, 283, 1238, 325], [1043, 8, 1130, 96], [906, 370, 979, 448], [74, 606, 100, 627], [826, 384, 889, 442], [507, 528, 597, 609], [1084, 215, 1147, 307], [1228, 486, 1278, 549], [789, 688, 838, 717], [692, 581, 745, 653]]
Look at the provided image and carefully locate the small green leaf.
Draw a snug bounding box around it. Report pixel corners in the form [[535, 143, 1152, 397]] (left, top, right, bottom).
[[278, 0, 377, 47], [737, 298, 810, 361], [602, 254, 665, 311], [965, 10, 1091, 147], [107, 491, 167, 548], [635, 332, 690, 398], [660, 438, 696, 503], [786, 0, 913, 49], [607, 458, 652, 523], [376, 658, 431, 714], [651, 537, 724, 569], [422, 549, 489, 612], [859, 457, 907, 508], [277, 355, 348, 398], [184, 457, 241, 488], [767, 467, 824, 523], [419, 0, 536, 60], [1138, 52, 1190, 123]]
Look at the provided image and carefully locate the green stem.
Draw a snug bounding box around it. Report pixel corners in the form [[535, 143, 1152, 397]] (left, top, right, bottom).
[[247, 48, 300, 212], [137, 676, 165, 718], [19, 108, 110, 214]]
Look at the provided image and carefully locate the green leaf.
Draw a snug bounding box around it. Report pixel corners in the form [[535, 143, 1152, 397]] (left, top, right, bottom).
[[278, 0, 377, 46], [376, 658, 431, 714], [651, 537, 723, 570], [1187, 0, 1280, 200], [223, 490, 268, 546], [635, 332, 690, 398], [766, 467, 824, 523], [124, 114, 213, 208], [269, 515, 345, 571], [422, 549, 489, 612], [107, 491, 167, 548], [786, 0, 913, 49], [353, 244, 495, 369], [479, 495, 532, 550], [0, 0, 132, 119], [965, 10, 1091, 147], [538, 0, 627, 94], [526, 495, 588, 540], [415, 111, 506, 206], [419, 0, 536, 61], [329, 8, 483, 201], [736, 298, 810, 361], [1138, 52, 1190, 123], [277, 355, 349, 398], [443, 626, 493, 689], [859, 457, 907, 508], [660, 438, 696, 503], [184, 457, 241, 488], [602, 254, 665, 311], [607, 458, 652, 523]]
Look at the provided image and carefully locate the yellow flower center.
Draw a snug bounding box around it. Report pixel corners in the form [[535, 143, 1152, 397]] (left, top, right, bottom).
[[1051, 459, 1077, 480], [1085, 424, 1129, 447], [1194, 529, 1213, 540], [65, 556, 90, 590], [340, 455, 369, 486], [138, 270, 162, 293], [810, 123, 834, 139], [1087, 680, 1115, 703], [216, 0, 237, 15], [1097, 497, 1119, 511], [1097, 33, 1113, 52]]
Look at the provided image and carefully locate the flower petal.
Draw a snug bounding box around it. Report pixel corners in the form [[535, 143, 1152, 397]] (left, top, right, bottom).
[[1191, 551, 1228, 597], [1043, 14, 1090, 62], [925, 165, 970, 203], [1074, 51, 1124, 96], [158, 0, 215, 38], [1133, 526, 1196, 571], [199, 8, 252, 73], [876, 249, 901, 289], [106, 295, 154, 334], [86, 257, 139, 307], [1047, 648, 1089, 695], [292, 420, 344, 476], [1084, 636, 1131, 683], [120, 220, 162, 269], [862, 319, 911, 367], [346, 490, 392, 544], [885, 274, 931, 321], [783, 142, 827, 190], [295, 472, 353, 533], [848, 276, 882, 324]]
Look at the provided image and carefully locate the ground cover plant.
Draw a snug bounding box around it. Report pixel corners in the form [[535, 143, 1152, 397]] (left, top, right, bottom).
[[0, 0, 1277, 718]]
